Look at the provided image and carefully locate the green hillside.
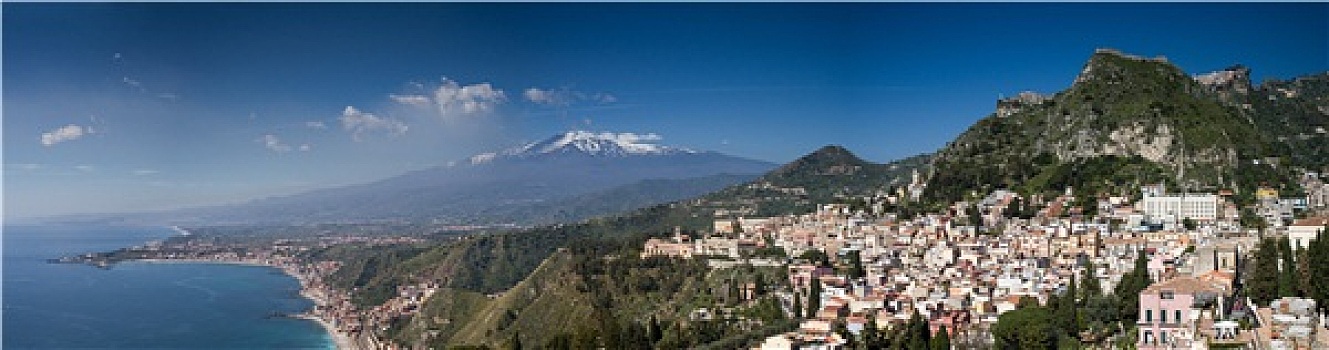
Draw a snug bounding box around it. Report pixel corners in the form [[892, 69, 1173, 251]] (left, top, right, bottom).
[[926, 49, 1325, 204]]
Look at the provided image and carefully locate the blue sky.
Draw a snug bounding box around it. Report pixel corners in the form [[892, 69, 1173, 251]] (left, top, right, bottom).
[[4, 3, 1327, 218]]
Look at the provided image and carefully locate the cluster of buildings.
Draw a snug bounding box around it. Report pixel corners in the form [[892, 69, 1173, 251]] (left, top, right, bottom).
[[646, 180, 1329, 349]]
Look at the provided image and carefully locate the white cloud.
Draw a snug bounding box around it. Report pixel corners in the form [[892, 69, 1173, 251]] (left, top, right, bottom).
[[524, 88, 564, 106], [524, 87, 617, 107], [74, 165, 95, 172], [133, 169, 159, 176], [299, 144, 311, 152], [305, 121, 327, 129], [40, 124, 92, 146], [433, 79, 506, 117], [339, 106, 408, 141], [389, 78, 507, 119], [258, 134, 293, 152], [389, 94, 431, 107]]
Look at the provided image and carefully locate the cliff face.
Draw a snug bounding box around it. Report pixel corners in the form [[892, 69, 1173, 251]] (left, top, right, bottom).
[[926, 49, 1325, 203]]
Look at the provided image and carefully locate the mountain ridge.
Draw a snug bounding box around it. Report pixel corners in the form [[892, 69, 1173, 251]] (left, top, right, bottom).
[[925, 48, 1325, 204], [44, 131, 776, 226]]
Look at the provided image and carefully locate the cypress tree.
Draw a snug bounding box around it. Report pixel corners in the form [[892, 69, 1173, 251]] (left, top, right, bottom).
[[1058, 275, 1079, 337], [1279, 236, 1299, 297], [793, 291, 803, 320], [908, 309, 931, 349], [1310, 227, 1329, 312], [930, 326, 951, 350], [1250, 238, 1281, 305], [807, 280, 821, 319], [863, 315, 881, 349]]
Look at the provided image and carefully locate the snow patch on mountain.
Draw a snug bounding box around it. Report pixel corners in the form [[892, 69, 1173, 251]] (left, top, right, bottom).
[[467, 131, 697, 165]]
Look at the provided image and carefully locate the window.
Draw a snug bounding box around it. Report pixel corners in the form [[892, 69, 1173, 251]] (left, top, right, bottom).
[[1161, 291, 1174, 299], [1175, 310, 1182, 323], [1160, 309, 1167, 323], [1144, 330, 1155, 344], [1160, 331, 1169, 343], [1146, 309, 1153, 322]]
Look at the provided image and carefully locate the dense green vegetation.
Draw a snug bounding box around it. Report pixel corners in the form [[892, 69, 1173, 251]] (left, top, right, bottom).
[[926, 50, 1327, 206], [1244, 227, 1329, 311], [986, 254, 1149, 349], [1020, 155, 1175, 198], [384, 236, 795, 348]]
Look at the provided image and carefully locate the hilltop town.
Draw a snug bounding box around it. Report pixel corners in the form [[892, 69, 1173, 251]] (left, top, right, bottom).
[[642, 176, 1329, 349]]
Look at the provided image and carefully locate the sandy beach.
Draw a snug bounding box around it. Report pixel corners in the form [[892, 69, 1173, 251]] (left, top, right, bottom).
[[293, 272, 361, 350], [293, 312, 358, 350]]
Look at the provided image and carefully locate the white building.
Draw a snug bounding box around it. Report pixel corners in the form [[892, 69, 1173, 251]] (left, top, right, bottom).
[[1288, 217, 1328, 250], [1140, 185, 1220, 223]]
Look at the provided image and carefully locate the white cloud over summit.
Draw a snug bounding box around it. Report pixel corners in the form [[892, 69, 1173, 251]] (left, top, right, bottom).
[[390, 78, 507, 119]]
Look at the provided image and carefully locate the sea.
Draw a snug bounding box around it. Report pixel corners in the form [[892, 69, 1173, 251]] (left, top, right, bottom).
[[3, 224, 334, 349]]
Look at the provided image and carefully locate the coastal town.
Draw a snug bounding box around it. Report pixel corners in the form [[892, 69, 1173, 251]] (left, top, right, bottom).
[[55, 167, 1329, 349], [642, 171, 1329, 349]]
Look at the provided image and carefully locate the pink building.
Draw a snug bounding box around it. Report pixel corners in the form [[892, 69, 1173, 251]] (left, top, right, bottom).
[[1137, 277, 1229, 349]]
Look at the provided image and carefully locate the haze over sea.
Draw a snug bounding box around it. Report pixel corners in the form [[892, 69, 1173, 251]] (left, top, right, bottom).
[[2, 225, 332, 349]]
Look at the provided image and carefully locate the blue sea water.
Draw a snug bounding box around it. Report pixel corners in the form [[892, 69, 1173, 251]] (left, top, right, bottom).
[[3, 225, 333, 349]]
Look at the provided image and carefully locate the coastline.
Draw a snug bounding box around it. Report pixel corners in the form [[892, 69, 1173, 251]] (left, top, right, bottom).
[[292, 311, 357, 350], [136, 258, 359, 350]]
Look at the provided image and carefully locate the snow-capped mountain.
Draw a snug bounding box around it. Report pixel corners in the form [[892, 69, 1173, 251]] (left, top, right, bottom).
[[149, 131, 776, 226], [468, 131, 698, 165]]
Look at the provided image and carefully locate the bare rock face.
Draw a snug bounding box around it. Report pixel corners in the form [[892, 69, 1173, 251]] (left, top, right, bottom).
[[1195, 65, 1253, 102], [996, 91, 1051, 118], [1104, 123, 1175, 163]]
